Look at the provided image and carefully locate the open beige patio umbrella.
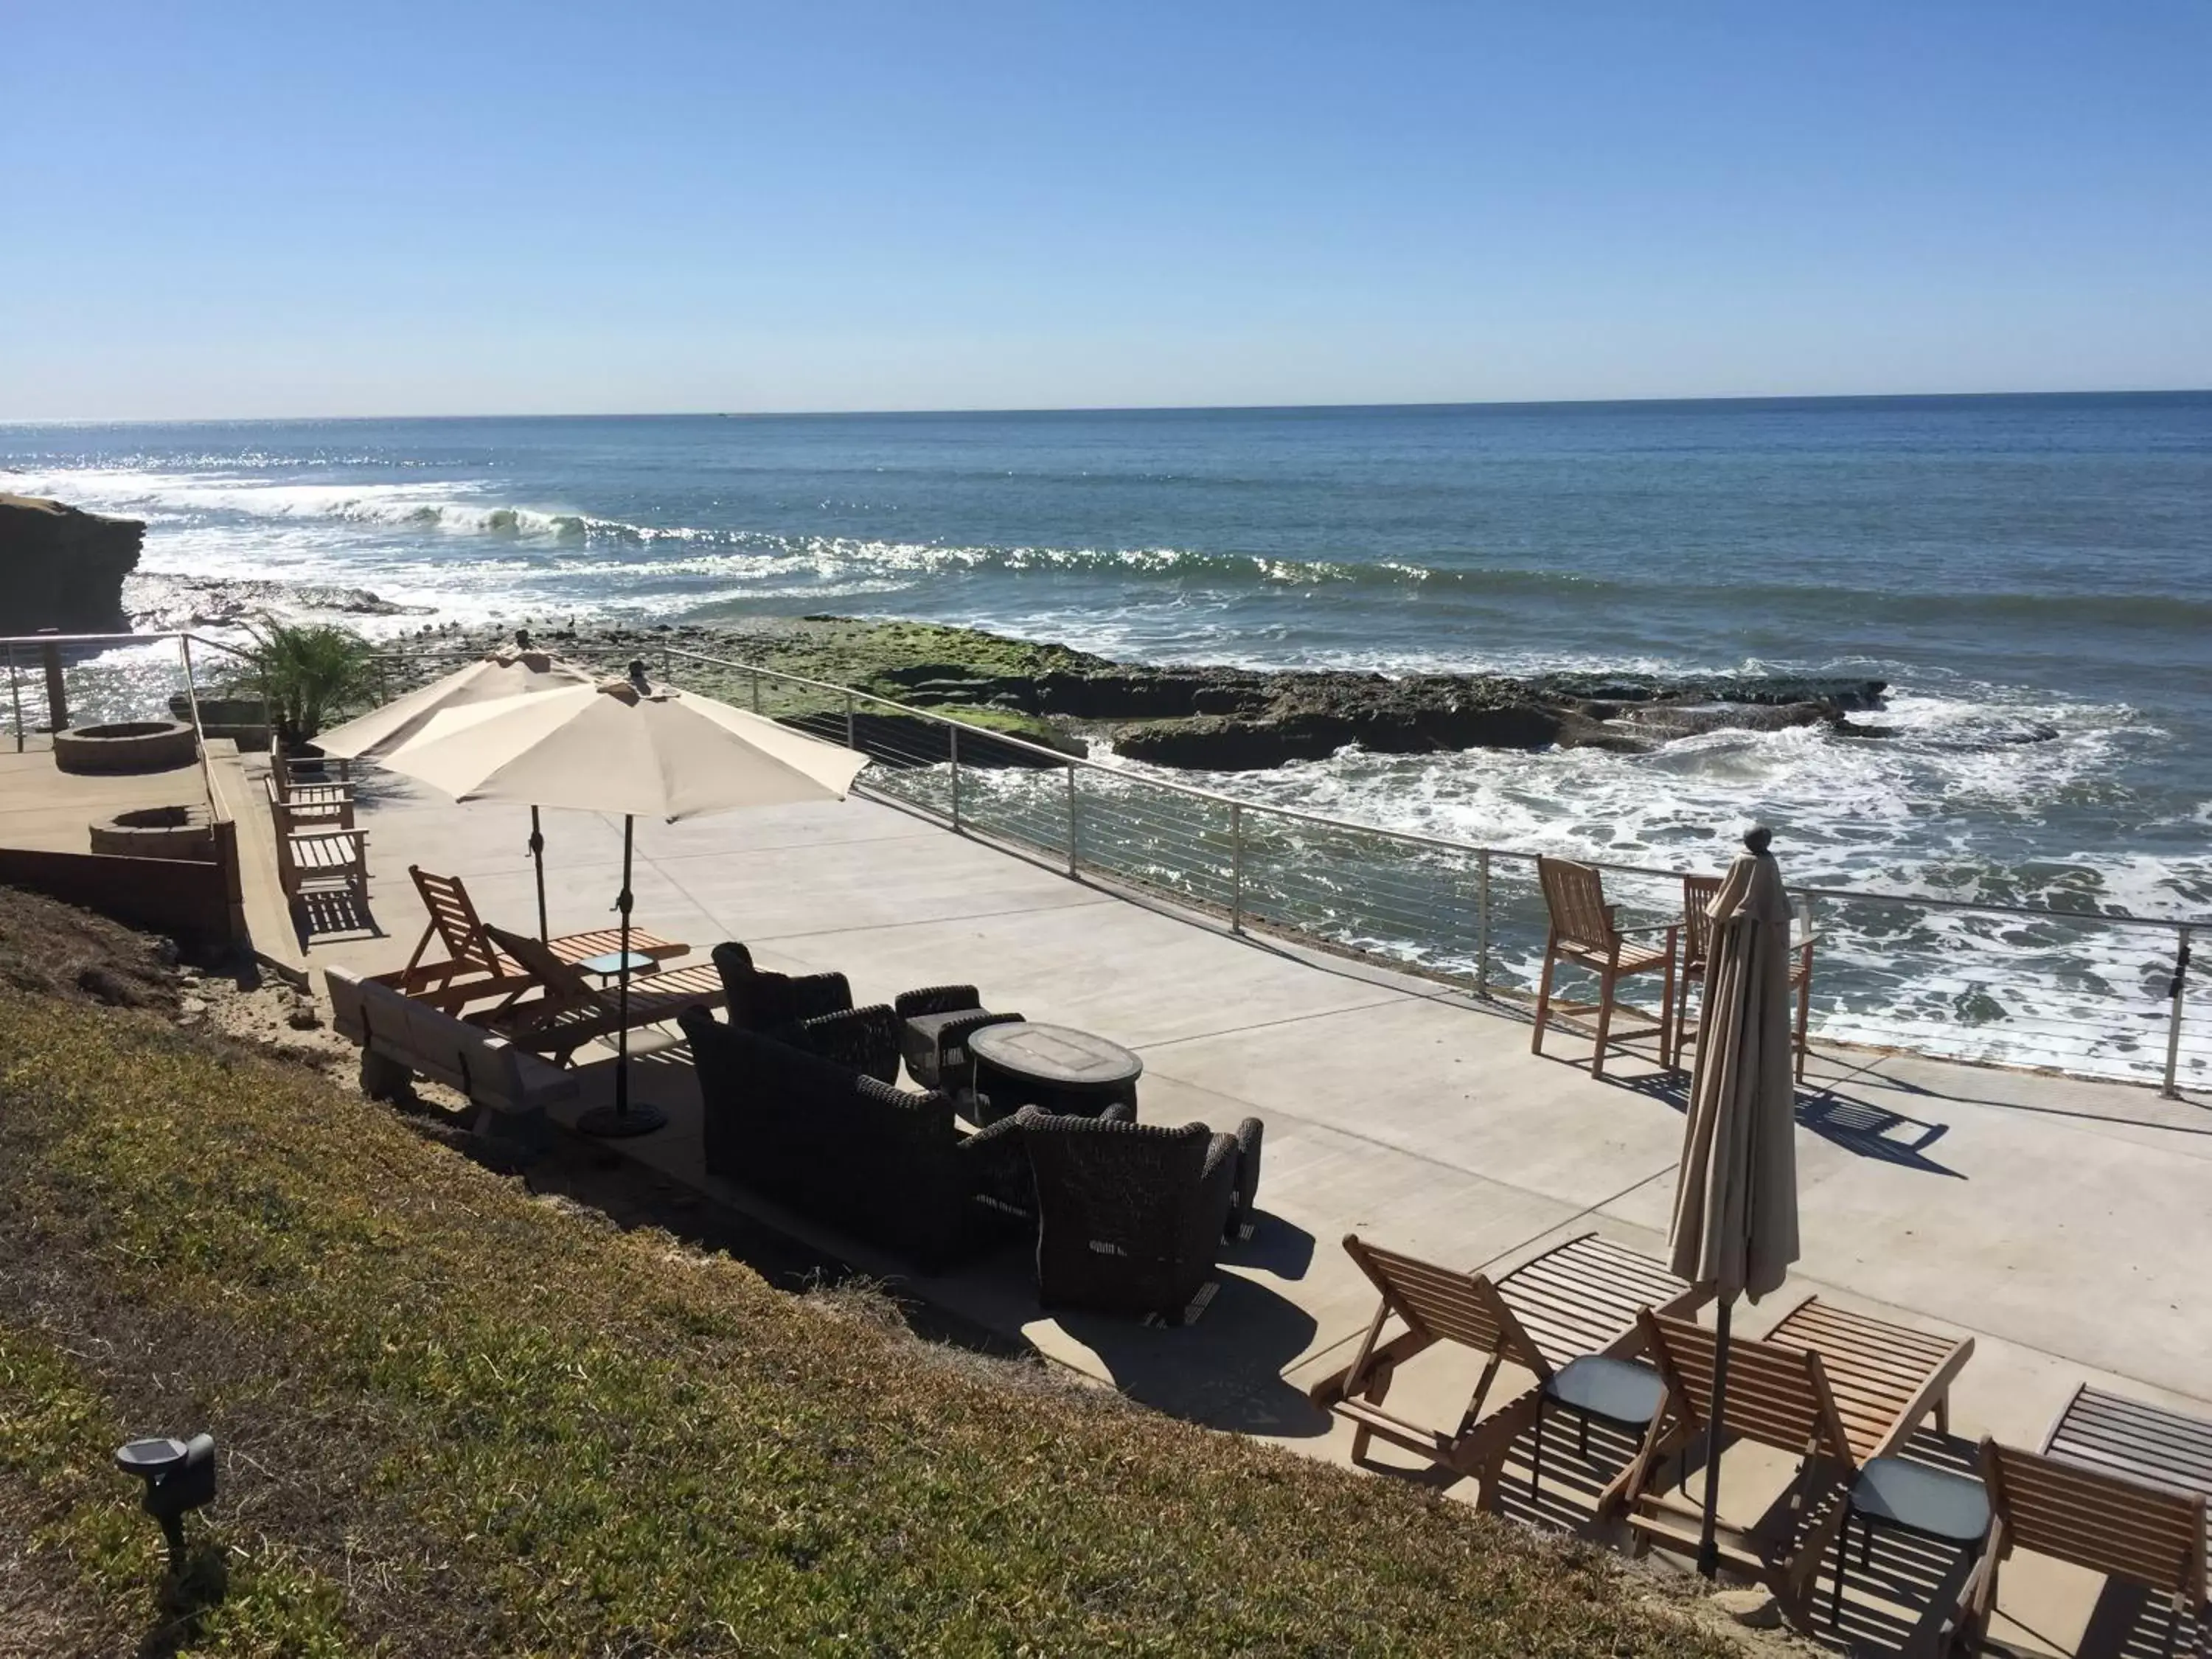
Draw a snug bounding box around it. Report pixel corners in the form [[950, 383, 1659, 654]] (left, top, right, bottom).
[[1668, 823, 1802, 1576], [313, 633, 594, 939], [383, 659, 869, 1135]]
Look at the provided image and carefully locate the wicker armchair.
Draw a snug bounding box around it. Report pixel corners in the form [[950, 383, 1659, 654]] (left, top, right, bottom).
[[786, 1002, 902, 1085], [712, 942, 854, 1032], [894, 984, 1025, 1094], [1015, 1107, 1265, 1324], [681, 1006, 1029, 1270]]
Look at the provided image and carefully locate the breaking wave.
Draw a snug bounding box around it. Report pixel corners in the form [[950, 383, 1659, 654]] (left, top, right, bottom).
[[12, 467, 2208, 630]]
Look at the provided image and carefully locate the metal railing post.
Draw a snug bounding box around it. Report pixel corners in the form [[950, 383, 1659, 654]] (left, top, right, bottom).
[[750, 669, 762, 714], [2164, 925, 2192, 1100], [1475, 849, 1492, 997], [844, 690, 858, 751], [39, 632, 66, 734], [375, 660, 391, 706], [5, 643, 20, 753], [1065, 762, 1079, 876], [1229, 802, 1245, 933], [948, 724, 962, 831]]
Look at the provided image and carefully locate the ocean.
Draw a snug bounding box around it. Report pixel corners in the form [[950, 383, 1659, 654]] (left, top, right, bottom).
[[4, 395, 2209, 1076]]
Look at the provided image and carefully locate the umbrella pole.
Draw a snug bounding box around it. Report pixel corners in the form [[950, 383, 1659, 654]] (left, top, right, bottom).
[[1697, 1295, 1733, 1578], [529, 807, 549, 942], [616, 813, 633, 1115], [579, 814, 665, 1138]]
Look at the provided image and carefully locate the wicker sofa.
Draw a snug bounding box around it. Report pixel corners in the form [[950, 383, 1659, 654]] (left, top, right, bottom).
[[680, 1006, 1029, 1270], [1016, 1107, 1265, 1324]]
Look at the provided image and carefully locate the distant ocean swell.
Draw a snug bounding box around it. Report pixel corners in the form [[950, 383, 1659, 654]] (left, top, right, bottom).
[[22, 468, 2209, 635]]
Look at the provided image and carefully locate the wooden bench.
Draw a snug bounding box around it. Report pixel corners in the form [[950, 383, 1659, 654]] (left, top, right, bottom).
[[270, 750, 356, 828], [327, 964, 579, 1134], [269, 791, 368, 906]]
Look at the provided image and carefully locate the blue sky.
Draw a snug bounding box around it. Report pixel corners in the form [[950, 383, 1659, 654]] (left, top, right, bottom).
[[6, 1, 2208, 417]]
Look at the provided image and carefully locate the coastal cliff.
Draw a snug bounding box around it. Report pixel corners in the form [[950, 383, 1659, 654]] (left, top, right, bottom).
[[0, 494, 144, 636], [414, 614, 1887, 772]]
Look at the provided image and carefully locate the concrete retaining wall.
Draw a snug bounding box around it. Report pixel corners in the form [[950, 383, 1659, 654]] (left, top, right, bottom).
[[0, 818, 243, 950]]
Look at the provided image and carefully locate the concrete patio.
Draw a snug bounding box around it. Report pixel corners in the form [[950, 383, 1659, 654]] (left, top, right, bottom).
[[253, 761, 2212, 1655]]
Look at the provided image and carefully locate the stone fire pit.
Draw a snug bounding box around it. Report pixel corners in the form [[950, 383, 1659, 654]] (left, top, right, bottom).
[[88, 804, 217, 862], [52, 720, 198, 774]]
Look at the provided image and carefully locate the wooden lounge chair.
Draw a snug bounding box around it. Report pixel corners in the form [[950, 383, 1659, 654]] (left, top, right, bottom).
[[269, 749, 356, 828], [1957, 1436, 2208, 1656], [478, 923, 725, 1065], [1670, 872, 1817, 1079], [1307, 1232, 1712, 1511], [1624, 1298, 1975, 1623], [395, 866, 689, 1012], [269, 793, 369, 908], [1531, 856, 1679, 1079]]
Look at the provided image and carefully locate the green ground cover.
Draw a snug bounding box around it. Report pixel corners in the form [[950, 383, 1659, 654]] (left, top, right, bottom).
[[0, 896, 1734, 1657]]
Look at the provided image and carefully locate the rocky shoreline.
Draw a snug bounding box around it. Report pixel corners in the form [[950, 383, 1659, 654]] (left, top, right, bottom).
[[125, 572, 433, 631], [389, 613, 1891, 773], [0, 494, 143, 635]]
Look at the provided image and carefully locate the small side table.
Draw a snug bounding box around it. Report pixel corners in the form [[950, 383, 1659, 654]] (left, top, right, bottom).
[[1830, 1455, 1991, 1629], [574, 950, 661, 984], [1529, 1354, 1667, 1502]]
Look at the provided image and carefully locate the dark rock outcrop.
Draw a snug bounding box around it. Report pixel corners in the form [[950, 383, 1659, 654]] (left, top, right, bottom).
[[432, 614, 1891, 775], [0, 495, 143, 634]]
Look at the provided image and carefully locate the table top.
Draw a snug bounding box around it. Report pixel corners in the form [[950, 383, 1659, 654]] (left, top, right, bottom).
[[968, 1020, 1143, 1088], [2045, 1384, 2212, 1500], [1849, 1455, 1991, 1543], [575, 950, 659, 977], [1544, 1354, 1666, 1427]]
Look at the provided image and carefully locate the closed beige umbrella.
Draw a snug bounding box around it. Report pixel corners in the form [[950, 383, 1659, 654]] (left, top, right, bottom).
[[383, 660, 869, 1135], [313, 634, 594, 939], [1668, 823, 1801, 1576]]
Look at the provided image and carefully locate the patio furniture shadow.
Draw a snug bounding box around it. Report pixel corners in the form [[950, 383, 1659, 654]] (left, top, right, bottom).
[[1051, 1269, 1329, 1439], [386, 1080, 1038, 1365], [1228, 1210, 1317, 1281], [293, 890, 382, 945], [1609, 1068, 1962, 1179]]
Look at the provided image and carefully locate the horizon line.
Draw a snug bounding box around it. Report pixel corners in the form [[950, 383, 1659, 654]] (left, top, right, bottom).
[[5, 385, 2211, 427]]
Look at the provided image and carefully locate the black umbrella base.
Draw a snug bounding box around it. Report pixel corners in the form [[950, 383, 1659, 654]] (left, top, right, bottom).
[[577, 1102, 668, 1138]]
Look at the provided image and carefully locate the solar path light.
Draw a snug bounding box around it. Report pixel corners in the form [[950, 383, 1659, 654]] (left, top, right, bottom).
[[114, 1433, 217, 1571]]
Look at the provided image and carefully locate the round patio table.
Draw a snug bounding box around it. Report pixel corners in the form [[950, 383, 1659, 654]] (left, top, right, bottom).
[[968, 1020, 1142, 1124]]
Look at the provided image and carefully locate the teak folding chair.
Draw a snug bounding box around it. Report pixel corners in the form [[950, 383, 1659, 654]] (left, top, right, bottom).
[[1958, 1439, 2208, 1656], [1531, 856, 1679, 1079], [1670, 871, 1818, 1079], [1308, 1232, 1711, 1511], [395, 866, 689, 1012], [478, 924, 725, 1065], [1625, 1299, 1975, 1623]]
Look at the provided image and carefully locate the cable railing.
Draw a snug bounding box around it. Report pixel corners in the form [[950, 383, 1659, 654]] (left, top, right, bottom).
[[11, 630, 2194, 1097], [622, 639, 2203, 1099]]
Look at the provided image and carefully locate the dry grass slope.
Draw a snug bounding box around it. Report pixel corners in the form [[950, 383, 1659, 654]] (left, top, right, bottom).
[[0, 894, 1737, 1658]]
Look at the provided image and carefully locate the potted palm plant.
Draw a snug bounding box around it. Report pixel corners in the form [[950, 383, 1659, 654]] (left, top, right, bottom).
[[243, 619, 375, 751]]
